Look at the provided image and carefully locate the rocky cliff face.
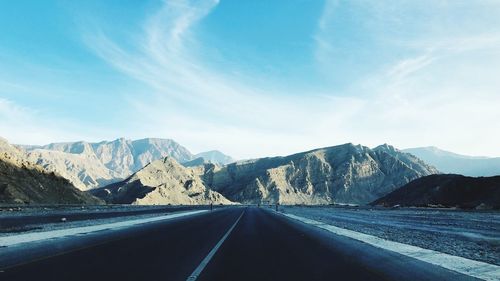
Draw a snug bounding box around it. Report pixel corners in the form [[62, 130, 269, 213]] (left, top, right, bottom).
[[201, 143, 438, 205], [91, 157, 232, 205], [0, 138, 103, 205], [22, 138, 195, 190]]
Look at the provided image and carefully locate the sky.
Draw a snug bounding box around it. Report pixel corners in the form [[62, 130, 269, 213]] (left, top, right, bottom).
[[1, 0, 500, 159]]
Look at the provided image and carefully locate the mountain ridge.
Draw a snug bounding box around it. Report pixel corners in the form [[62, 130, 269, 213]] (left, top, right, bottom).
[[125, 142, 438, 205], [21, 138, 236, 190]]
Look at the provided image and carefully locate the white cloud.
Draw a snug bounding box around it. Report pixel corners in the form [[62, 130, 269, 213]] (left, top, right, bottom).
[[82, 0, 369, 159], [0, 98, 68, 145], [0, 98, 123, 146], [311, 0, 500, 157]]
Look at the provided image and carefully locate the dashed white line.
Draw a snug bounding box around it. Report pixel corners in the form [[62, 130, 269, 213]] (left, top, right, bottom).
[[0, 210, 208, 247], [281, 212, 500, 281], [186, 210, 245, 281]]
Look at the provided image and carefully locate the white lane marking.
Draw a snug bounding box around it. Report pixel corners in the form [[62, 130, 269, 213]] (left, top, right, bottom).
[[186, 210, 245, 281], [281, 213, 500, 281], [0, 210, 208, 247]]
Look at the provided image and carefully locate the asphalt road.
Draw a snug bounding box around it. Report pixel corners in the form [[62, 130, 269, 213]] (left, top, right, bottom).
[[0, 207, 479, 281]]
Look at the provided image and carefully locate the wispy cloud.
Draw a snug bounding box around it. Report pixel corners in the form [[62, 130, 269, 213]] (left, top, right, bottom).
[[0, 98, 78, 145], [387, 53, 435, 81], [83, 0, 365, 158], [81, 0, 500, 157], [312, 0, 500, 156]]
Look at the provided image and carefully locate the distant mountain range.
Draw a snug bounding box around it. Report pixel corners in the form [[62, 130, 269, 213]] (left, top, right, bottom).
[[194, 150, 236, 165], [92, 143, 438, 205], [21, 138, 235, 190], [372, 174, 500, 209], [4, 135, 499, 207], [0, 138, 102, 205], [403, 147, 500, 177]]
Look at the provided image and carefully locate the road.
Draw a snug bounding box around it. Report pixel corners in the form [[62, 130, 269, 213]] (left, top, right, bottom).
[[0, 207, 480, 281]]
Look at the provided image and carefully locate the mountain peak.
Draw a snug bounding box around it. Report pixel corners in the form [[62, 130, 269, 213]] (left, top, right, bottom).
[[93, 155, 232, 205], [374, 143, 398, 153], [194, 150, 235, 165]]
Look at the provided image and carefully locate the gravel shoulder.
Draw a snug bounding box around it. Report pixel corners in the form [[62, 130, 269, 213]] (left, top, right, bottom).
[[281, 205, 500, 266]]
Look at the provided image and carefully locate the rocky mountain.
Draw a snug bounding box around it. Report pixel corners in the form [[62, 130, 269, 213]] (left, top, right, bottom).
[[403, 147, 500, 177], [13, 138, 442, 206], [22, 138, 195, 190], [0, 138, 103, 205], [25, 149, 118, 191], [193, 150, 235, 165], [197, 143, 439, 205], [91, 156, 232, 205], [372, 174, 500, 209]]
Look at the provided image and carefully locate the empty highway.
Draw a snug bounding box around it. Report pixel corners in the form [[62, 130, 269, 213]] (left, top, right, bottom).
[[0, 207, 482, 281]]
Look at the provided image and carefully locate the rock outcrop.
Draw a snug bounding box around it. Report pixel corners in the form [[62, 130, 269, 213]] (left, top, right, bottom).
[[0, 138, 103, 205], [91, 157, 232, 205]]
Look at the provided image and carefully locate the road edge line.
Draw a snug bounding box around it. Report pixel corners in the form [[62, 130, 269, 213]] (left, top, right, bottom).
[[278, 212, 500, 281]]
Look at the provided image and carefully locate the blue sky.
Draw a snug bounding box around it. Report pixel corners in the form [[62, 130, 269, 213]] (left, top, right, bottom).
[[1, 0, 500, 158]]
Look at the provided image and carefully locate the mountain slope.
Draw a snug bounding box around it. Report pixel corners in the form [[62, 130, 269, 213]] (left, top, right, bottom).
[[91, 157, 232, 205], [25, 149, 118, 190], [0, 138, 103, 205], [403, 147, 500, 177], [23, 138, 195, 189], [372, 174, 500, 209], [202, 143, 438, 205], [194, 150, 235, 165]]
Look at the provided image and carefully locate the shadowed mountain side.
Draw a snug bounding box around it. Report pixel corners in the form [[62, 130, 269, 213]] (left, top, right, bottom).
[[0, 138, 103, 205], [372, 174, 500, 209]]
